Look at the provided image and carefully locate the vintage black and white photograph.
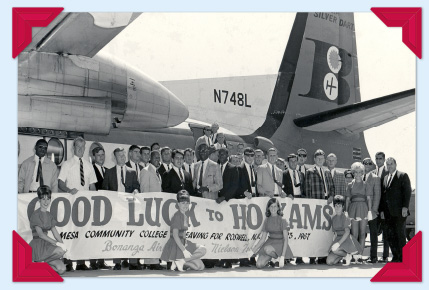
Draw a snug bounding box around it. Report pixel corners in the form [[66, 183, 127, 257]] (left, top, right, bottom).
[[17, 12, 416, 277]]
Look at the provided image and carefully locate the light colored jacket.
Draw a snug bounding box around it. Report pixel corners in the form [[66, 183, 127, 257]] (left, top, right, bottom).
[[193, 159, 223, 199], [256, 163, 283, 197], [140, 164, 162, 193], [18, 156, 59, 193]]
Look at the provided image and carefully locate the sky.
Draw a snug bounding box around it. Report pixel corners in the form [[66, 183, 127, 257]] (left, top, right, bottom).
[[100, 12, 416, 187]]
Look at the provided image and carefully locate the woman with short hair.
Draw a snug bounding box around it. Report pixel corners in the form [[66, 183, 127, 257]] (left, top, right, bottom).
[[29, 185, 67, 274]]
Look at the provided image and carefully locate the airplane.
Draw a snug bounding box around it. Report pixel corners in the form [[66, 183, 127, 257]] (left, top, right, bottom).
[[17, 12, 415, 170]]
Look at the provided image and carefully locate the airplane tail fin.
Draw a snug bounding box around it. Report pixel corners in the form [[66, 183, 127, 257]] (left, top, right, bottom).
[[252, 13, 361, 138]]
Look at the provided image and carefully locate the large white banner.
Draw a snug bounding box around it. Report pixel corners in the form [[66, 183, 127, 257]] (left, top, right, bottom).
[[18, 192, 334, 260]]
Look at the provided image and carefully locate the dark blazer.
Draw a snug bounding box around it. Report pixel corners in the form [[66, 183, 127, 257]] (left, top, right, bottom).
[[282, 169, 306, 197], [102, 166, 140, 193], [93, 164, 107, 190], [157, 163, 171, 177], [380, 171, 412, 217], [237, 163, 257, 198], [218, 162, 240, 201], [162, 167, 194, 195]]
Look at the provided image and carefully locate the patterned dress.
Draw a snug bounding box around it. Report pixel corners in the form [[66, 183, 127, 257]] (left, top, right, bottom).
[[345, 180, 371, 220], [257, 215, 293, 259], [330, 213, 363, 254], [29, 208, 61, 262], [161, 211, 198, 261]]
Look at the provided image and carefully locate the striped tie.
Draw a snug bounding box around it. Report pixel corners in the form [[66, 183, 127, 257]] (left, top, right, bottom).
[[79, 158, 85, 186]]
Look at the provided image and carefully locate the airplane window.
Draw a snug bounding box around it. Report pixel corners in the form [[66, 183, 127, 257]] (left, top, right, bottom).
[[89, 142, 104, 164], [47, 138, 64, 165]]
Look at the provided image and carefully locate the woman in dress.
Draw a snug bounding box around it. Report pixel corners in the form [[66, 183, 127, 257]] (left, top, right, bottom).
[[252, 198, 293, 268], [327, 195, 363, 266], [29, 185, 67, 274], [160, 190, 206, 271], [345, 162, 372, 264], [214, 133, 227, 150]]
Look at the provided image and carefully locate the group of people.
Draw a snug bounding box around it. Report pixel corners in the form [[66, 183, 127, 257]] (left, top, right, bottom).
[[18, 124, 412, 274]]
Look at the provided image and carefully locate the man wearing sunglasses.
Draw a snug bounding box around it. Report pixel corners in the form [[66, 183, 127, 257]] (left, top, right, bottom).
[[238, 147, 258, 199], [297, 148, 308, 175], [18, 139, 59, 193]]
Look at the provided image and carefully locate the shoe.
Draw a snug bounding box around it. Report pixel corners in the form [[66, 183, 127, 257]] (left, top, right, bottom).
[[274, 262, 280, 268], [167, 261, 172, 270], [113, 263, 121, 270], [351, 256, 356, 264], [309, 258, 317, 265], [343, 254, 352, 266], [148, 264, 165, 270], [129, 264, 143, 270], [366, 257, 378, 264], [378, 257, 388, 263], [317, 258, 327, 264], [239, 262, 251, 267], [89, 263, 99, 270], [215, 260, 225, 268], [268, 261, 275, 268], [295, 258, 304, 265], [355, 255, 363, 264], [249, 257, 256, 266], [170, 261, 177, 271], [97, 262, 112, 270], [121, 260, 129, 268], [66, 264, 74, 272], [175, 259, 185, 272], [222, 261, 232, 268], [76, 264, 91, 271]]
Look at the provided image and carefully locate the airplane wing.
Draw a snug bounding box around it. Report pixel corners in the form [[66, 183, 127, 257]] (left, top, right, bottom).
[[293, 89, 415, 134], [24, 12, 141, 57]]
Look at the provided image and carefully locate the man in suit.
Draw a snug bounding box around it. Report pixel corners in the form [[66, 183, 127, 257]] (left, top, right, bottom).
[[297, 148, 308, 175], [126, 145, 143, 180], [195, 127, 213, 160], [283, 153, 305, 198], [362, 158, 384, 264], [326, 153, 347, 197], [162, 149, 194, 195], [183, 148, 195, 180], [380, 157, 411, 263], [139, 146, 151, 168], [256, 148, 287, 198], [237, 147, 258, 199], [305, 149, 335, 264], [374, 151, 390, 263], [193, 143, 223, 200], [217, 148, 239, 203], [283, 153, 306, 265], [92, 147, 106, 191], [140, 150, 162, 193], [158, 147, 172, 176], [18, 139, 59, 193], [210, 122, 219, 145], [102, 147, 141, 270], [89, 147, 110, 270]]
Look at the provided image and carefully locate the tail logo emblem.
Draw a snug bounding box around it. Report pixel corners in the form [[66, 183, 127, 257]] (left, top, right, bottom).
[[324, 46, 341, 100]]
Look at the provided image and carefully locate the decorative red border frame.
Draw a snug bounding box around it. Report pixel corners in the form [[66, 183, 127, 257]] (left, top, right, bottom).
[[371, 7, 422, 58], [371, 231, 422, 282], [13, 231, 63, 282], [12, 7, 63, 58]]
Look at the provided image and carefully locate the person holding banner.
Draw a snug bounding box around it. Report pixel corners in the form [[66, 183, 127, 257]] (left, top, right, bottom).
[[345, 162, 372, 264], [327, 195, 363, 266], [160, 190, 206, 271], [29, 185, 67, 275], [252, 198, 293, 268]]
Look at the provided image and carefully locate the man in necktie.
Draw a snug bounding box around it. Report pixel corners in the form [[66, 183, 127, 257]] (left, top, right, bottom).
[[139, 146, 151, 168], [304, 149, 335, 264], [183, 148, 194, 180], [126, 145, 143, 180], [162, 149, 194, 195], [18, 139, 59, 193], [297, 148, 308, 175], [379, 157, 412, 263], [282, 153, 306, 265], [253, 149, 265, 169], [140, 150, 163, 193], [102, 147, 141, 270], [256, 148, 287, 198], [326, 153, 347, 197], [158, 147, 172, 176], [58, 137, 97, 271], [238, 147, 258, 198]]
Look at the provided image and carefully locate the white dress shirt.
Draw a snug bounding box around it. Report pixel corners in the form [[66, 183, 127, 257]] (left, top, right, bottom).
[[94, 163, 105, 178], [58, 156, 97, 191], [244, 162, 256, 193], [267, 163, 279, 196], [315, 165, 328, 197], [116, 165, 126, 192], [29, 155, 45, 191], [288, 168, 302, 196], [195, 160, 209, 189], [377, 165, 385, 178]]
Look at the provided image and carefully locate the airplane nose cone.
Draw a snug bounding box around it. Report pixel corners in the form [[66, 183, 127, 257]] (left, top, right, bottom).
[[166, 89, 189, 127]]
